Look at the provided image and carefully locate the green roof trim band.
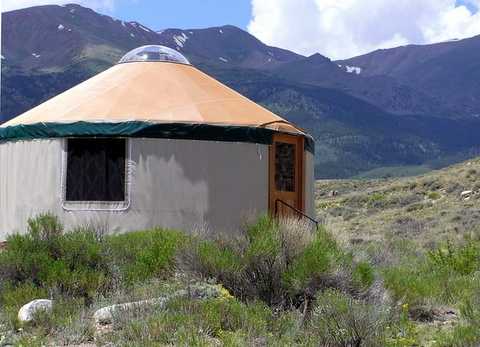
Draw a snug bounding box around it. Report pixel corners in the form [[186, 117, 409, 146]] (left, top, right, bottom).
[[0, 121, 315, 154]]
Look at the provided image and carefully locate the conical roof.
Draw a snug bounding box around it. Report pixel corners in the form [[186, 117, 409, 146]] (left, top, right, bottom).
[[1, 46, 312, 150]]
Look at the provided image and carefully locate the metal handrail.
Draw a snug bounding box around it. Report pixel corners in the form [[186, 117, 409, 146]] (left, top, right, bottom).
[[275, 199, 319, 229]]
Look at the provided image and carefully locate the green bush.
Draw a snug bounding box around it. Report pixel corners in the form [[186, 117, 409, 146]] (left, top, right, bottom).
[[0, 215, 112, 301], [353, 261, 375, 289], [0, 282, 48, 323], [427, 240, 480, 275], [107, 228, 186, 283], [383, 239, 480, 306], [367, 193, 387, 208], [427, 191, 441, 200], [108, 296, 273, 346], [283, 228, 343, 291], [179, 215, 374, 307], [309, 289, 390, 347], [0, 214, 186, 306]]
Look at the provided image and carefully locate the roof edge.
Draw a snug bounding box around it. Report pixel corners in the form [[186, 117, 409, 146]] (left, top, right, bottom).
[[0, 121, 315, 154]]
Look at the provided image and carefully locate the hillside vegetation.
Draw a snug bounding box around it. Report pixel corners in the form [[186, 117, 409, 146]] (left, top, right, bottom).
[[0, 159, 480, 347], [1, 159, 480, 346], [316, 157, 480, 247]]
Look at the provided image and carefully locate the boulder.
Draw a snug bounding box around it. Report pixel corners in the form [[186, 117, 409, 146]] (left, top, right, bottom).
[[18, 299, 53, 323], [93, 297, 168, 326]]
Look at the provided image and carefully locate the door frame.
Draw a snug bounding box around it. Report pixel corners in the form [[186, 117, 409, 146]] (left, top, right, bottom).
[[268, 133, 305, 215]]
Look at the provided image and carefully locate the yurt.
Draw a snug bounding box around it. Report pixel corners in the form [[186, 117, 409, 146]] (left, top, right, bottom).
[[0, 45, 315, 239]]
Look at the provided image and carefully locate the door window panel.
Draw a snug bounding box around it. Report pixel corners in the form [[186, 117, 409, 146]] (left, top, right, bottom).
[[275, 142, 296, 192]]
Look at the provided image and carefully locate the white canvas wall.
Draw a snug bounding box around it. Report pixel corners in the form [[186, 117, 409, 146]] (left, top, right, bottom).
[[0, 138, 270, 239], [0, 137, 316, 239]]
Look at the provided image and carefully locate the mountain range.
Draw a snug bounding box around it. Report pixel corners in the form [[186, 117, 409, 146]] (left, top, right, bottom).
[[2, 4, 480, 178]]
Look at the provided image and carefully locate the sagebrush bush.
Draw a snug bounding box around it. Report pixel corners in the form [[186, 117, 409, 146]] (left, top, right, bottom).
[[107, 228, 186, 283], [0, 282, 48, 323], [0, 214, 113, 302], [179, 215, 375, 307], [0, 214, 186, 309], [383, 238, 480, 307], [309, 289, 390, 347], [106, 296, 273, 346], [427, 239, 480, 275]]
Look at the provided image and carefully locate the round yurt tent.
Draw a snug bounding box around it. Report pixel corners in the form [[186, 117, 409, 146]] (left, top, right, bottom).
[[0, 45, 315, 239]]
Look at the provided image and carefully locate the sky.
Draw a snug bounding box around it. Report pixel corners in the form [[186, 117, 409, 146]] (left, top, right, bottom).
[[1, 0, 480, 59]]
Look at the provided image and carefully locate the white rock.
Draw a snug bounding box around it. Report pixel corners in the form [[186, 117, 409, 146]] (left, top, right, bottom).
[[94, 297, 168, 325], [93, 284, 221, 327], [461, 190, 473, 197], [18, 299, 53, 322]]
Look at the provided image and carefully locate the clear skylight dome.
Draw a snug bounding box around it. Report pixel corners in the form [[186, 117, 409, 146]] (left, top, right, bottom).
[[118, 45, 190, 65]]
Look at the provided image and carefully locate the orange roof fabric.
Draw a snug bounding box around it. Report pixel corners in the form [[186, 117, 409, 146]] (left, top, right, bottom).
[[2, 62, 305, 136]]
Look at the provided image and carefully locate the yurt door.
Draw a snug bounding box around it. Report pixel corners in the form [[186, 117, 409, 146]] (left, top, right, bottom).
[[269, 134, 304, 217]]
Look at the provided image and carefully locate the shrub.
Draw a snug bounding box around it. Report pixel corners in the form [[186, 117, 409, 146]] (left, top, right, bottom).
[[179, 215, 374, 307], [107, 229, 186, 283], [283, 228, 344, 293], [367, 193, 387, 208], [427, 191, 441, 200], [383, 239, 480, 307], [0, 282, 48, 323], [0, 215, 113, 302], [353, 262, 375, 289], [107, 296, 273, 346], [427, 239, 480, 275], [309, 289, 390, 347], [0, 214, 188, 306]]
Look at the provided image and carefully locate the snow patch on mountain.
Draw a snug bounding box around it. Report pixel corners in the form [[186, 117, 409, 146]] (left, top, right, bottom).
[[219, 29, 223, 34], [219, 57, 228, 62], [174, 33, 188, 48], [139, 24, 152, 32], [32, 53, 41, 58], [338, 64, 362, 75], [57, 24, 65, 31]]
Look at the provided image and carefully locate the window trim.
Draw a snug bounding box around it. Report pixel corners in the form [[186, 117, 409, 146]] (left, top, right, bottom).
[[60, 137, 132, 212]]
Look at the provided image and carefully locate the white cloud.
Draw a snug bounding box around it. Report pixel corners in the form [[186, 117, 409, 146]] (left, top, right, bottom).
[[248, 0, 480, 60], [1, 0, 116, 12]]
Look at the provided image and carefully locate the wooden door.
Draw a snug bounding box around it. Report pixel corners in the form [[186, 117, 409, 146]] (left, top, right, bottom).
[[269, 134, 304, 217]]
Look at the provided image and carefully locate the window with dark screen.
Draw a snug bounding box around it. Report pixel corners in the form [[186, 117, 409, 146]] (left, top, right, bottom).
[[66, 138, 126, 202]]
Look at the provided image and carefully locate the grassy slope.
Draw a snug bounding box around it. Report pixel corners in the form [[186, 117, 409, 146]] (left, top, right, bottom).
[[316, 157, 480, 248]]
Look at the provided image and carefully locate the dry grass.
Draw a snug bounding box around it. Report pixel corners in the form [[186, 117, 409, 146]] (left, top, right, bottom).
[[316, 157, 480, 250]]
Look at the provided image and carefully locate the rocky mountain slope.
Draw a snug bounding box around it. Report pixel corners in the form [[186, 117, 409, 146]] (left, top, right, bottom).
[[338, 36, 480, 117], [3, 4, 480, 178]]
